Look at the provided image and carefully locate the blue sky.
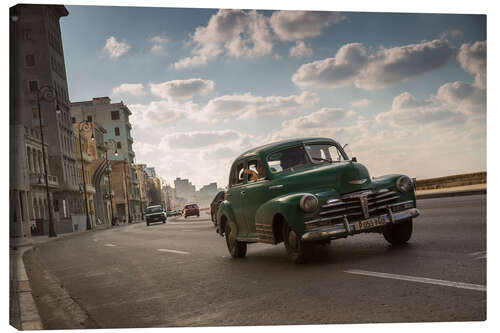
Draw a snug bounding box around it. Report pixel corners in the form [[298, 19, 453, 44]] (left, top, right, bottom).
[[58, 3, 486, 189]]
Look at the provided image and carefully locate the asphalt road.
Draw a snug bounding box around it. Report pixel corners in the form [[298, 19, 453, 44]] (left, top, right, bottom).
[[24, 195, 486, 329]]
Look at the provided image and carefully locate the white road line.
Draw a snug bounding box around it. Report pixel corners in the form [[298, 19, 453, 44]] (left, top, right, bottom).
[[345, 269, 486, 292], [157, 249, 190, 255], [104, 244, 116, 247]]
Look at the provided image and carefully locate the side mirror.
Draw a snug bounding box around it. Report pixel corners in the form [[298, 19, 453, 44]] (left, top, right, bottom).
[[352, 157, 357, 162]]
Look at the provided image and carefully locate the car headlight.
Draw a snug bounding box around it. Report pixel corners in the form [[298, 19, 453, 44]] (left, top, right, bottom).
[[396, 176, 413, 193], [299, 194, 318, 213]]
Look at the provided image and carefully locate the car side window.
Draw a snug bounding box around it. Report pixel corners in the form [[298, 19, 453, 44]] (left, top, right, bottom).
[[246, 159, 266, 182], [231, 162, 245, 186]]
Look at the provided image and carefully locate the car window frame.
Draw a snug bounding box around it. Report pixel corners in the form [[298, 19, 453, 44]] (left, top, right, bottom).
[[265, 144, 313, 175], [304, 142, 349, 164], [245, 157, 268, 184], [230, 159, 247, 188]]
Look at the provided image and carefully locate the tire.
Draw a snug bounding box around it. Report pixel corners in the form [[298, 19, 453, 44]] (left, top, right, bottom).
[[197, 214, 200, 217], [383, 219, 413, 245], [282, 222, 312, 264], [225, 221, 247, 258], [146, 221, 150, 226]]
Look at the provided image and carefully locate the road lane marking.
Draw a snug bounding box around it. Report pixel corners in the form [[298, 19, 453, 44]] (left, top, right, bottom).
[[157, 249, 190, 255], [344, 269, 486, 292], [105, 244, 117, 247]]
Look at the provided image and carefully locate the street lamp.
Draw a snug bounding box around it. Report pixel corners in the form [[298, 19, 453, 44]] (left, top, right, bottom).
[[77, 121, 93, 230], [123, 159, 132, 224], [105, 140, 118, 226], [36, 85, 58, 237]]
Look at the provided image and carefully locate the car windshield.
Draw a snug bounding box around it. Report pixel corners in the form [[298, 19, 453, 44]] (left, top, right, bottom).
[[146, 206, 163, 213], [304, 143, 348, 164], [185, 204, 198, 209], [267, 145, 310, 173]]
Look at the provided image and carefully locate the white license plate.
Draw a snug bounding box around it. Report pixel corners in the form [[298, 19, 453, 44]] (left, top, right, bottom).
[[353, 216, 386, 231]]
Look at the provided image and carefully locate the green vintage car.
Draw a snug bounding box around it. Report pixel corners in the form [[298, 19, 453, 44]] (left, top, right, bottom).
[[216, 137, 420, 263], [145, 205, 167, 226]]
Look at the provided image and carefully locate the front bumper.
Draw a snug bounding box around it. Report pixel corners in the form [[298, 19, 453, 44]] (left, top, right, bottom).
[[301, 208, 420, 242]]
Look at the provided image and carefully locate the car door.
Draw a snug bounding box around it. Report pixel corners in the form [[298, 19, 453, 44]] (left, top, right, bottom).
[[226, 160, 249, 236], [241, 157, 269, 237]]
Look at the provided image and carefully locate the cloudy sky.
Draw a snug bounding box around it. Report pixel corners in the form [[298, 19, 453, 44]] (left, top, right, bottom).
[[59, 2, 486, 189]]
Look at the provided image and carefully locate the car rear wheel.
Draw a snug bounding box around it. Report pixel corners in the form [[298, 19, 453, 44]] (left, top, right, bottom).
[[225, 221, 247, 258], [282, 222, 312, 264], [382, 219, 413, 245]]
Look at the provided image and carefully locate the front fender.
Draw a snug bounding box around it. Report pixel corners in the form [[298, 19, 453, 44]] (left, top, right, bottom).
[[216, 200, 236, 235], [255, 193, 312, 237], [372, 173, 417, 205]]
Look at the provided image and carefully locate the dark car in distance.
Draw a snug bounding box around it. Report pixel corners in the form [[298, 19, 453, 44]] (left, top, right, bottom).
[[144, 205, 167, 226], [183, 204, 200, 218], [210, 191, 225, 226]]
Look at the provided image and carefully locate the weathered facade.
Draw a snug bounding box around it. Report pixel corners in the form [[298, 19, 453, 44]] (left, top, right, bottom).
[[10, 4, 81, 241], [70, 97, 141, 221]]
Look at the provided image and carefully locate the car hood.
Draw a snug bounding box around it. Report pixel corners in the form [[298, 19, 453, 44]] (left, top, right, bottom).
[[278, 161, 372, 195]]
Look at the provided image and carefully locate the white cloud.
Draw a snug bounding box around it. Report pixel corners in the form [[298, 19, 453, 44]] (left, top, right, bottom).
[[281, 107, 354, 133], [201, 91, 318, 120], [438, 29, 463, 40], [289, 41, 313, 58], [173, 9, 273, 70], [375, 92, 464, 127], [103, 36, 131, 59], [150, 35, 168, 54], [350, 98, 372, 108], [457, 41, 486, 89], [112, 83, 146, 96], [436, 81, 486, 114], [292, 39, 455, 90], [149, 79, 215, 100], [128, 99, 199, 129], [270, 11, 345, 41], [163, 130, 242, 149]]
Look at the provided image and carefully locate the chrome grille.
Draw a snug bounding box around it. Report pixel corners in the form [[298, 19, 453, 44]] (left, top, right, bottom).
[[305, 189, 400, 231]]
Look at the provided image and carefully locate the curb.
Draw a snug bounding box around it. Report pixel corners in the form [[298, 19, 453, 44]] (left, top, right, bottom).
[[12, 247, 43, 330], [416, 188, 486, 200]]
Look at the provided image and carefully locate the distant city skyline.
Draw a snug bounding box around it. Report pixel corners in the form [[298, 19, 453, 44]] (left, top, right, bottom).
[[59, 4, 486, 188]]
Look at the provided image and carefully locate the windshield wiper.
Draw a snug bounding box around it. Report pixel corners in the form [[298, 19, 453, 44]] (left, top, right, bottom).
[[313, 157, 333, 163]]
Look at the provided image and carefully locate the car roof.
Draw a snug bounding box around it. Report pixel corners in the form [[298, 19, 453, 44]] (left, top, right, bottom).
[[146, 205, 162, 208], [235, 137, 339, 160]]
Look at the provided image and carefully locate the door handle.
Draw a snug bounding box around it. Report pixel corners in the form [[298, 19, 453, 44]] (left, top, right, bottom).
[[268, 184, 283, 190]]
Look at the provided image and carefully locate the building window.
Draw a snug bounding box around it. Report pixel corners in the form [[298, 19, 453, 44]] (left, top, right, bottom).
[[87, 115, 92, 122], [32, 107, 39, 119], [116, 142, 122, 149], [111, 111, 120, 120], [28, 80, 38, 92], [25, 54, 35, 67], [71, 117, 76, 123], [114, 127, 120, 136], [24, 29, 32, 41]]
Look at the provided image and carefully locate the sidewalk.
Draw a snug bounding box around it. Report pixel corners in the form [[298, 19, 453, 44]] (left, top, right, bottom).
[[9, 218, 143, 329]]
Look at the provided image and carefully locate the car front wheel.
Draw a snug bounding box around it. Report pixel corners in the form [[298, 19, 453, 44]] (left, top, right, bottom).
[[382, 219, 413, 245], [225, 221, 247, 258], [283, 222, 312, 264]]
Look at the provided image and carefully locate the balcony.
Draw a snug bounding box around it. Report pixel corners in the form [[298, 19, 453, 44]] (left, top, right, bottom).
[[30, 172, 59, 188]]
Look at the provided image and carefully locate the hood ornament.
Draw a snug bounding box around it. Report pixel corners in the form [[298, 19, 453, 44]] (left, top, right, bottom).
[[348, 178, 368, 185]]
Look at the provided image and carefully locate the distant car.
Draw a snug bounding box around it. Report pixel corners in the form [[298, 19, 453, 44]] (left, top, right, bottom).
[[144, 205, 167, 226], [183, 204, 200, 218], [166, 210, 174, 217], [145, 205, 167, 226], [210, 191, 225, 227]]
